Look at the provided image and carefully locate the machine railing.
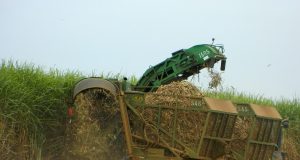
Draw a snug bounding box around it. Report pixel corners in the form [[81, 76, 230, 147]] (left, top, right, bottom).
[[123, 92, 238, 159], [120, 92, 283, 160]]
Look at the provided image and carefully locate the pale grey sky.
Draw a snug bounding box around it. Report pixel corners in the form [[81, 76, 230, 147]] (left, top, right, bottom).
[[0, 0, 299, 99]]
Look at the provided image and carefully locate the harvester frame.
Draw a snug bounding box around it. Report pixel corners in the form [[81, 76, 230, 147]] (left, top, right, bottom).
[[117, 89, 283, 160]]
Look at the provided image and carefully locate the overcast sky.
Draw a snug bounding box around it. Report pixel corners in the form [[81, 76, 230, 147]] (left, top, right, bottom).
[[0, 0, 299, 99]]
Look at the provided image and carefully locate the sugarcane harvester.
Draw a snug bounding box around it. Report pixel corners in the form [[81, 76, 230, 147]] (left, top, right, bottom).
[[73, 44, 287, 160]]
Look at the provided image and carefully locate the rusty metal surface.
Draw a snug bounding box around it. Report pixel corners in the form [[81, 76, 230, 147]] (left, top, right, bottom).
[[118, 92, 134, 158], [250, 104, 282, 120], [204, 97, 238, 113], [124, 93, 282, 159], [73, 78, 117, 99]]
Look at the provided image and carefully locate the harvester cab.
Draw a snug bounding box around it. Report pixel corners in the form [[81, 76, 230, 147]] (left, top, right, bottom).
[[72, 44, 287, 160]]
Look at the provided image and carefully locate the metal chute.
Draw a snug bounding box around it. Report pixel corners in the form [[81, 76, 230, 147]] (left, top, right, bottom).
[[73, 78, 118, 99]]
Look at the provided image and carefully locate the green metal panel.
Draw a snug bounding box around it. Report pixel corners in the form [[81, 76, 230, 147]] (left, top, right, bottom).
[[135, 44, 226, 92]]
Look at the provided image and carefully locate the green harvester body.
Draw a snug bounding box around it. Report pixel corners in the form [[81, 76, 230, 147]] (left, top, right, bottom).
[[135, 44, 226, 92]]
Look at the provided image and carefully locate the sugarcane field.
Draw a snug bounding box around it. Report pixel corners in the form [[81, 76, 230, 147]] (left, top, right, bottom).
[[1, 1, 300, 160]]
